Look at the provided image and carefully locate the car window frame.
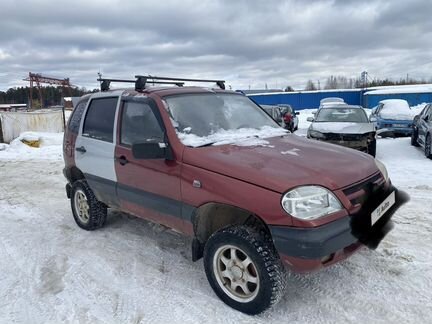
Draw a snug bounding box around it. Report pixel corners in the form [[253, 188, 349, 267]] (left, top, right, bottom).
[[67, 98, 89, 134], [118, 96, 167, 148], [82, 96, 119, 143]]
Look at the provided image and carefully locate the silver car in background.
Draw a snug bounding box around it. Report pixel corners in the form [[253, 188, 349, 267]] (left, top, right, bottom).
[[307, 105, 377, 156]]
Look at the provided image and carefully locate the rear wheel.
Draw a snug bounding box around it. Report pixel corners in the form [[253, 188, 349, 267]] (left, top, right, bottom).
[[425, 134, 432, 159], [71, 180, 107, 230], [411, 129, 420, 147], [203, 225, 286, 315]]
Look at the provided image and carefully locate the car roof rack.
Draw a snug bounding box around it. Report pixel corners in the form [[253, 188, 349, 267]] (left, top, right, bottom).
[[135, 75, 226, 90], [97, 77, 185, 92], [97, 75, 226, 92]]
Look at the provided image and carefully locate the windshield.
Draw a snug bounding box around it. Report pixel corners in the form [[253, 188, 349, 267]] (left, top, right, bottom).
[[315, 107, 368, 123], [165, 93, 286, 147]]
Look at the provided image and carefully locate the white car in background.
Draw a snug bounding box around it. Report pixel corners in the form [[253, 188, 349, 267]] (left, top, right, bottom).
[[307, 105, 377, 156], [319, 97, 346, 108]]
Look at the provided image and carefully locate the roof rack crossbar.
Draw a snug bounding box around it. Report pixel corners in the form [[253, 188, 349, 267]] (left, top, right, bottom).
[[135, 75, 226, 90], [97, 78, 185, 91]]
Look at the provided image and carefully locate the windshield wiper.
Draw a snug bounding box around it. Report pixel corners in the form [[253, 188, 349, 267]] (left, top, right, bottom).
[[195, 142, 216, 148]]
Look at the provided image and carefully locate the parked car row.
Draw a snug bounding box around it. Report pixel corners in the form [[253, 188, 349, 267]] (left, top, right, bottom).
[[261, 104, 299, 132], [305, 98, 432, 160]]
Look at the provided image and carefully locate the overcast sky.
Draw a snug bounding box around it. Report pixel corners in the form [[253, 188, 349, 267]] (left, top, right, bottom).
[[1, 0, 431, 91]]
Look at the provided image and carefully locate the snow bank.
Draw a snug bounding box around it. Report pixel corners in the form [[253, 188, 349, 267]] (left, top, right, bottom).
[[177, 126, 288, 147], [0, 131, 63, 160]]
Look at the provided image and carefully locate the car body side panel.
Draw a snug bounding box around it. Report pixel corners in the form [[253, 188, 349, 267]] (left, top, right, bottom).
[[180, 163, 293, 227]]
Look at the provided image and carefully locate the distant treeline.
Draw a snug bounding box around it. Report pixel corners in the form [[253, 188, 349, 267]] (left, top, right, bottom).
[[292, 76, 432, 92], [0, 86, 98, 107]]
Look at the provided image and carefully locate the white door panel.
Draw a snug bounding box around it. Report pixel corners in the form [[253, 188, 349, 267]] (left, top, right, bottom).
[[75, 136, 116, 182]]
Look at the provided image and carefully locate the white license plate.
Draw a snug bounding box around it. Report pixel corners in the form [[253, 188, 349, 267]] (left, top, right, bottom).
[[393, 124, 406, 128], [371, 191, 395, 225]]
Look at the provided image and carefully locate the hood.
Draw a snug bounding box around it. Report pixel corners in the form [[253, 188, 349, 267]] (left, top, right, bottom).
[[183, 135, 379, 193], [310, 122, 375, 134]]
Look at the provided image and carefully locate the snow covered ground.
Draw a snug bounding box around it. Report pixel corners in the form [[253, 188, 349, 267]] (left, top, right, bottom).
[[0, 112, 431, 323]]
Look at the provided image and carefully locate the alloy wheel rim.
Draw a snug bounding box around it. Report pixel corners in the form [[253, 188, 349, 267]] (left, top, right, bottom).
[[74, 189, 90, 224], [213, 245, 259, 303]]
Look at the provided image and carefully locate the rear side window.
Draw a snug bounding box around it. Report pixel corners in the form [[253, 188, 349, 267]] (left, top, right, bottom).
[[120, 101, 164, 146], [83, 97, 118, 142], [68, 100, 88, 134]]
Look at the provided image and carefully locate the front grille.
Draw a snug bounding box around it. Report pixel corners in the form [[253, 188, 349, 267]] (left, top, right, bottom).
[[324, 133, 366, 141], [343, 172, 385, 207]]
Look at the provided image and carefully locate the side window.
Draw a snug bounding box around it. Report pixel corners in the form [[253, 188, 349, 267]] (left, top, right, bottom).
[[82, 97, 118, 143], [68, 100, 88, 134], [120, 101, 164, 146]]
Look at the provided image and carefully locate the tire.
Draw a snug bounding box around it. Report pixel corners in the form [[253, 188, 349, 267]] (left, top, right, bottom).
[[411, 129, 420, 147], [425, 134, 432, 159], [71, 180, 107, 230], [367, 139, 376, 157], [203, 225, 286, 315]]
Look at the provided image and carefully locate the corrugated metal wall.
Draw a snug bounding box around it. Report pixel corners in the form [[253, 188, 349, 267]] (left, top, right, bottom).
[[363, 92, 432, 108], [248, 89, 432, 110], [248, 90, 363, 110]]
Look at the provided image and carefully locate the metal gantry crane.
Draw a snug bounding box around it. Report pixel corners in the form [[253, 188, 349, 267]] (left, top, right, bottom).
[[23, 72, 73, 109]]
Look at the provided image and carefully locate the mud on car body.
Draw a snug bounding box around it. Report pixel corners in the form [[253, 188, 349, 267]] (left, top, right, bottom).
[[63, 76, 408, 315]]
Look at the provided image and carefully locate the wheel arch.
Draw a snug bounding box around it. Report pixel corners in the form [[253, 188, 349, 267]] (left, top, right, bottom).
[[64, 166, 86, 183], [191, 202, 272, 261]]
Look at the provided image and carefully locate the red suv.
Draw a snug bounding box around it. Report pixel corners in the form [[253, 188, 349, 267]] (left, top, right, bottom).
[[63, 76, 408, 315]]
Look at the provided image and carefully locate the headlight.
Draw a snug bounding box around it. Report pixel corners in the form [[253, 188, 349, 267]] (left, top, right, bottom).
[[308, 130, 325, 139], [375, 159, 389, 182], [281, 186, 342, 220]]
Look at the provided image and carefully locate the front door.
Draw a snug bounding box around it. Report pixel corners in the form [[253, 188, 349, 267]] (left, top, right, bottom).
[[114, 97, 184, 232]]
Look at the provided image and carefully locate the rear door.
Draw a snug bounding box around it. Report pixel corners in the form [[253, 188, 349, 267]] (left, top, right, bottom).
[[75, 95, 120, 207], [114, 97, 184, 232]]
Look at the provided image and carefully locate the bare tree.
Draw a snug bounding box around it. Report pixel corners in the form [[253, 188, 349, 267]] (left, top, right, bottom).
[[304, 80, 317, 91]]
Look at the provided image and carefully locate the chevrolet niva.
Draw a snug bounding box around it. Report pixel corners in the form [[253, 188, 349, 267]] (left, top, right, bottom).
[[63, 76, 408, 315]]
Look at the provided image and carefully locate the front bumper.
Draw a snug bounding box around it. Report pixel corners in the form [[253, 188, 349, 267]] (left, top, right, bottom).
[[269, 185, 409, 272]]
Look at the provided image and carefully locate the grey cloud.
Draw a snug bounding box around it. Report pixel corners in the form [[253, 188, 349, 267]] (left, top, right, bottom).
[[0, 0, 431, 91]]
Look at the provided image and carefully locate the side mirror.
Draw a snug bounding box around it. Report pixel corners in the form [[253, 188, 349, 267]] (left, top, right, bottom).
[[307, 117, 314, 122], [132, 142, 173, 160], [370, 117, 377, 122], [295, 112, 300, 115]]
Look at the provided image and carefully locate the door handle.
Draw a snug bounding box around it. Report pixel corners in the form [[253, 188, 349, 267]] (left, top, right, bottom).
[[75, 146, 86, 153], [116, 155, 129, 166]]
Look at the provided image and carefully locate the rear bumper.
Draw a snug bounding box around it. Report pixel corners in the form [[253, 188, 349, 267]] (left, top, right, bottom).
[[269, 186, 409, 272], [377, 127, 412, 136]]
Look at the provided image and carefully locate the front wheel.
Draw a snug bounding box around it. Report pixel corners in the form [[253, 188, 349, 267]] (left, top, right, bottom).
[[203, 225, 286, 315], [425, 134, 432, 159]]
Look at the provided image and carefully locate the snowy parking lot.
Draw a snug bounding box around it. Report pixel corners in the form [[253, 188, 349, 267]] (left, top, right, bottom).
[[0, 113, 431, 323]]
